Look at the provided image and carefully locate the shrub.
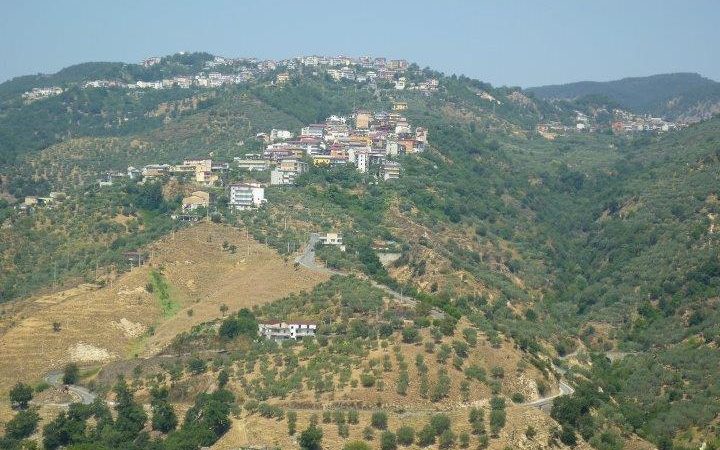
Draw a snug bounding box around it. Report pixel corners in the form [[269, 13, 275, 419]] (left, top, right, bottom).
[[343, 441, 372, 450], [360, 372, 376, 387], [371, 410, 388, 429], [511, 392, 525, 403], [187, 357, 207, 375], [417, 424, 437, 446], [299, 424, 323, 450], [401, 326, 419, 343], [438, 429, 456, 449], [380, 431, 397, 450], [62, 363, 80, 385], [396, 425, 415, 446], [287, 411, 297, 435], [348, 409, 360, 424], [430, 414, 451, 435]]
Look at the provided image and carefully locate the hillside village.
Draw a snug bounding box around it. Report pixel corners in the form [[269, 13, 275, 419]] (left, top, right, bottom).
[[20, 54, 440, 103], [21, 109, 425, 222]]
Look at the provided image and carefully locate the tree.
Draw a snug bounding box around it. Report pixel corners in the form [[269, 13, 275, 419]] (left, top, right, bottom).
[[380, 431, 397, 450], [9, 382, 33, 409], [219, 304, 229, 316], [371, 410, 388, 429], [287, 411, 297, 435], [62, 363, 80, 385], [299, 424, 323, 450], [4, 408, 40, 440], [113, 377, 147, 440], [397, 425, 415, 446], [150, 387, 177, 433]]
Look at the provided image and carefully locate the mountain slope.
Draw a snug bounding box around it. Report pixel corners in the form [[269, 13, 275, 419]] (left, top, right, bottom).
[[528, 72, 720, 121]]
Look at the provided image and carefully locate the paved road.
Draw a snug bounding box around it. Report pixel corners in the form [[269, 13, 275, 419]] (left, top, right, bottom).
[[45, 371, 98, 405], [295, 234, 444, 319], [525, 378, 575, 412]]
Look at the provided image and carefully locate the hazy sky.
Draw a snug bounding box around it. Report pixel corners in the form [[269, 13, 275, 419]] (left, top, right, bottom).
[[1, 0, 718, 87]]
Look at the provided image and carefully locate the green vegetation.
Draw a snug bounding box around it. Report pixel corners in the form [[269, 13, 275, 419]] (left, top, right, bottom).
[[2, 54, 720, 449], [148, 269, 179, 318]]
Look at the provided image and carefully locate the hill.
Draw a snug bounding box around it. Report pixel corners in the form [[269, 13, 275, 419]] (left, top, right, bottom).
[[1, 53, 719, 449], [528, 72, 720, 122]]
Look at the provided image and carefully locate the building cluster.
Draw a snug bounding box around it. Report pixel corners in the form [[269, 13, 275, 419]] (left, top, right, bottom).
[[245, 109, 426, 185], [610, 109, 684, 133], [21, 86, 64, 102], [91, 108, 426, 218], [537, 108, 686, 139], [21, 54, 440, 103]]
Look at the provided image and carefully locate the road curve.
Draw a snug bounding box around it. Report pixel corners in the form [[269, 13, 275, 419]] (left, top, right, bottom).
[[44, 371, 98, 405]]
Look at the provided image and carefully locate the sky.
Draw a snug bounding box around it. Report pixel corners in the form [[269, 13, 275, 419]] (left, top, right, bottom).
[[1, 0, 719, 87]]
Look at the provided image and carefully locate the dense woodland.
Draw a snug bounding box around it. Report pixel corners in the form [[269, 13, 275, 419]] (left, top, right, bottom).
[[1, 54, 719, 449]]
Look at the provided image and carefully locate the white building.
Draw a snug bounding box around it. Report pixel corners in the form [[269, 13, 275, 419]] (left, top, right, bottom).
[[259, 321, 317, 341], [381, 161, 401, 181], [356, 151, 368, 173], [229, 183, 266, 210]]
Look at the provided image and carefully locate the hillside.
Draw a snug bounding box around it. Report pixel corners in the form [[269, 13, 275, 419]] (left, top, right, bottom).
[[528, 72, 720, 122], [0, 53, 719, 449]]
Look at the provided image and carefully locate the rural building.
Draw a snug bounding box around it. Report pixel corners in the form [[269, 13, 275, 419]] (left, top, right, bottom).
[[182, 191, 210, 211], [259, 321, 317, 341]]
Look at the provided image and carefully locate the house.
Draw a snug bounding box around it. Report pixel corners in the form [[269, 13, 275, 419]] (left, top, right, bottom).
[[229, 183, 266, 210], [270, 129, 294, 141], [182, 191, 210, 211], [381, 161, 401, 181], [276, 72, 290, 84], [235, 157, 271, 171], [318, 232, 344, 247], [259, 321, 317, 341], [392, 101, 408, 111], [127, 166, 142, 179]]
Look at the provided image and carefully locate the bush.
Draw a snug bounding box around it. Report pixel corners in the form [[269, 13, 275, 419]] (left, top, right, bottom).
[[380, 431, 397, 450], [417, 424, 437, 446], [438, 429, 456, 449], [430, 414, 451, 435], [360, 372, 376, 387], [287, 411, 297, 435], [396, 425, 415, 446], [511, 392, 525, 403], [62, 363, 80, 385], [343, 441, 372, 450], [299, 424, 323, 450], [187, 357, 207, 375], [371, 410, 388, 429], [348, 409, 360, 424], [401, 326, 419, 343]]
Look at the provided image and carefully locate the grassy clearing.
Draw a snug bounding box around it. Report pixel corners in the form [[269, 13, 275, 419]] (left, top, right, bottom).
[[148, 269, 180, 318]]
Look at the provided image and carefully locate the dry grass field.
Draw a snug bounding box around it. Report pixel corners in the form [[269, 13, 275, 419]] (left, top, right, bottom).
[[0, 222, 327, 394]]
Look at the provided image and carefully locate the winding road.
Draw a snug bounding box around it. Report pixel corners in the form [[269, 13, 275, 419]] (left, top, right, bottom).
[[296, 233, 576, 412], [44, 371, 98, 406], [295, 234, 444, 319]]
